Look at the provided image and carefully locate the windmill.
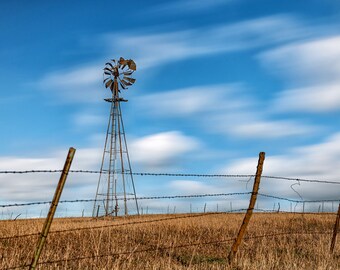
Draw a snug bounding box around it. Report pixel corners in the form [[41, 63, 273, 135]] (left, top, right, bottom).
[[92, 57, 139, 217]]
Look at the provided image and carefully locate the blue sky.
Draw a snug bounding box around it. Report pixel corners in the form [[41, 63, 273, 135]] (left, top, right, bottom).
[[1, 0, 340, 216]]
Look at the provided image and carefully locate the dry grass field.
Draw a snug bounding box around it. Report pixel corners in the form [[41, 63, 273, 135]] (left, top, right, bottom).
[[1, 212, 340, 269]]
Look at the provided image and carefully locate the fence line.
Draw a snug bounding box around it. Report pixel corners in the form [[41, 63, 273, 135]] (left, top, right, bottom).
[[2, 167, 340, 268]]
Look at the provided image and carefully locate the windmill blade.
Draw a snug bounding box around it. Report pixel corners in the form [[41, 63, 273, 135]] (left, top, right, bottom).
[[105, 62, 114, 69], [104, 67, 112, 73], [103, 77, 111, 83], [119, 77, 128, 86], [104, 71, 111, 75], [123, 71, 133, 76], [123, 77, 136, 84], [105, 79, 113, 88], [121, 79, 132, 86], [119, 81, 126, 90]]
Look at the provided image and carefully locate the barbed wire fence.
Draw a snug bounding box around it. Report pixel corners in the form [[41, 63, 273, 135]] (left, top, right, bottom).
[[1, 169, 340, 217], [1, 166, 340, 269]]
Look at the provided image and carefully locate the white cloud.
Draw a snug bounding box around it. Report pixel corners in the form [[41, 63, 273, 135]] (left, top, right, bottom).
[[0, 148, 101, 202], [274, 83, 340, 112], [260, 36, 340, 112], [73, 112, 106, 127], [229, 119, 316, 138], [139, 84, 317, 139], [0, 131, 201, 205], [169, 180, 220, 194], [39, 66, 102, 88], [260, 36, 340, 85], [130, 131, 201, 169], [138, 84, 250, 117], [223, 132, 340, 200], [37, 64, 106, 103]]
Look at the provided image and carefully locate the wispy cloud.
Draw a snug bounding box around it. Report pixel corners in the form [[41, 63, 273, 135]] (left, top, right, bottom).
[[137, 84, 251, 117], [102, 14, 305, 70], [273, 83, 340, 113], [130, 131, 201, 170], [0, 131, 201, 201], [260, 35, 340, 112], [138, 84, 318, 139], [37, 14, 317, 104], [72, 111, 106, 128], [0, 148, 101, 202], [37, 64, 104, 103], [260, 35, 340, 86], [223, 132, 340, 200]]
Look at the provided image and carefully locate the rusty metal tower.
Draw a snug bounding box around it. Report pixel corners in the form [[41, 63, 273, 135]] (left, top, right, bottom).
[[92, 57, 139, 217]]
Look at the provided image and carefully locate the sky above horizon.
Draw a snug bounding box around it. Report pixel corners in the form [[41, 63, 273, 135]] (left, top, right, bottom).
[[1, 0, 340, 216]]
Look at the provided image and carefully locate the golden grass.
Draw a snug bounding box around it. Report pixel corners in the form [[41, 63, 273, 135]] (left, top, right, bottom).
[[1, 213, 340, 269]]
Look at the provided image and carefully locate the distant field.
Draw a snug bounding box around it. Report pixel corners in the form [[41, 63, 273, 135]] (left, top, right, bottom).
[[1, 213, 339, 269]]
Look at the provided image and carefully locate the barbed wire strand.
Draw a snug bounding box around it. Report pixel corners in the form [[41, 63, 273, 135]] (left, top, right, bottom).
[[0, 192, 251, 208], [1, 169, 340, 185], [2, 192, 340, 209]]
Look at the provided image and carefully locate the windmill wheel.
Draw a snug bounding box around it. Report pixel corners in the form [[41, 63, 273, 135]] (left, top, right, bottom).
[[103, 57, 136, 92]]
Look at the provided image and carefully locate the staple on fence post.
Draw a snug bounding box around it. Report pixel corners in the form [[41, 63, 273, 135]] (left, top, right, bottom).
[[29, 147, 76, 270], [228, 152, 265, 263], [330, 203, 340, 254]]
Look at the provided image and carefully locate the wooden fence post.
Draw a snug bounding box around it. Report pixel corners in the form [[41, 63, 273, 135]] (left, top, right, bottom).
[[228, 152, 265, 263], [330, 203, 340, 254], [29, 147, 76, 270]]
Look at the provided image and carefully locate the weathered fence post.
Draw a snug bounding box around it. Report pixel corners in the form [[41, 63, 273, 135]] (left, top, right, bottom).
[[330, 203, 340, 254], [29, 147, 76, 270], [228, 152, 265, 263]]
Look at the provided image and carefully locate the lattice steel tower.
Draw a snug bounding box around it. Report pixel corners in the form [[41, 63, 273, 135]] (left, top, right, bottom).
[[93, 57, 139, 217]]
